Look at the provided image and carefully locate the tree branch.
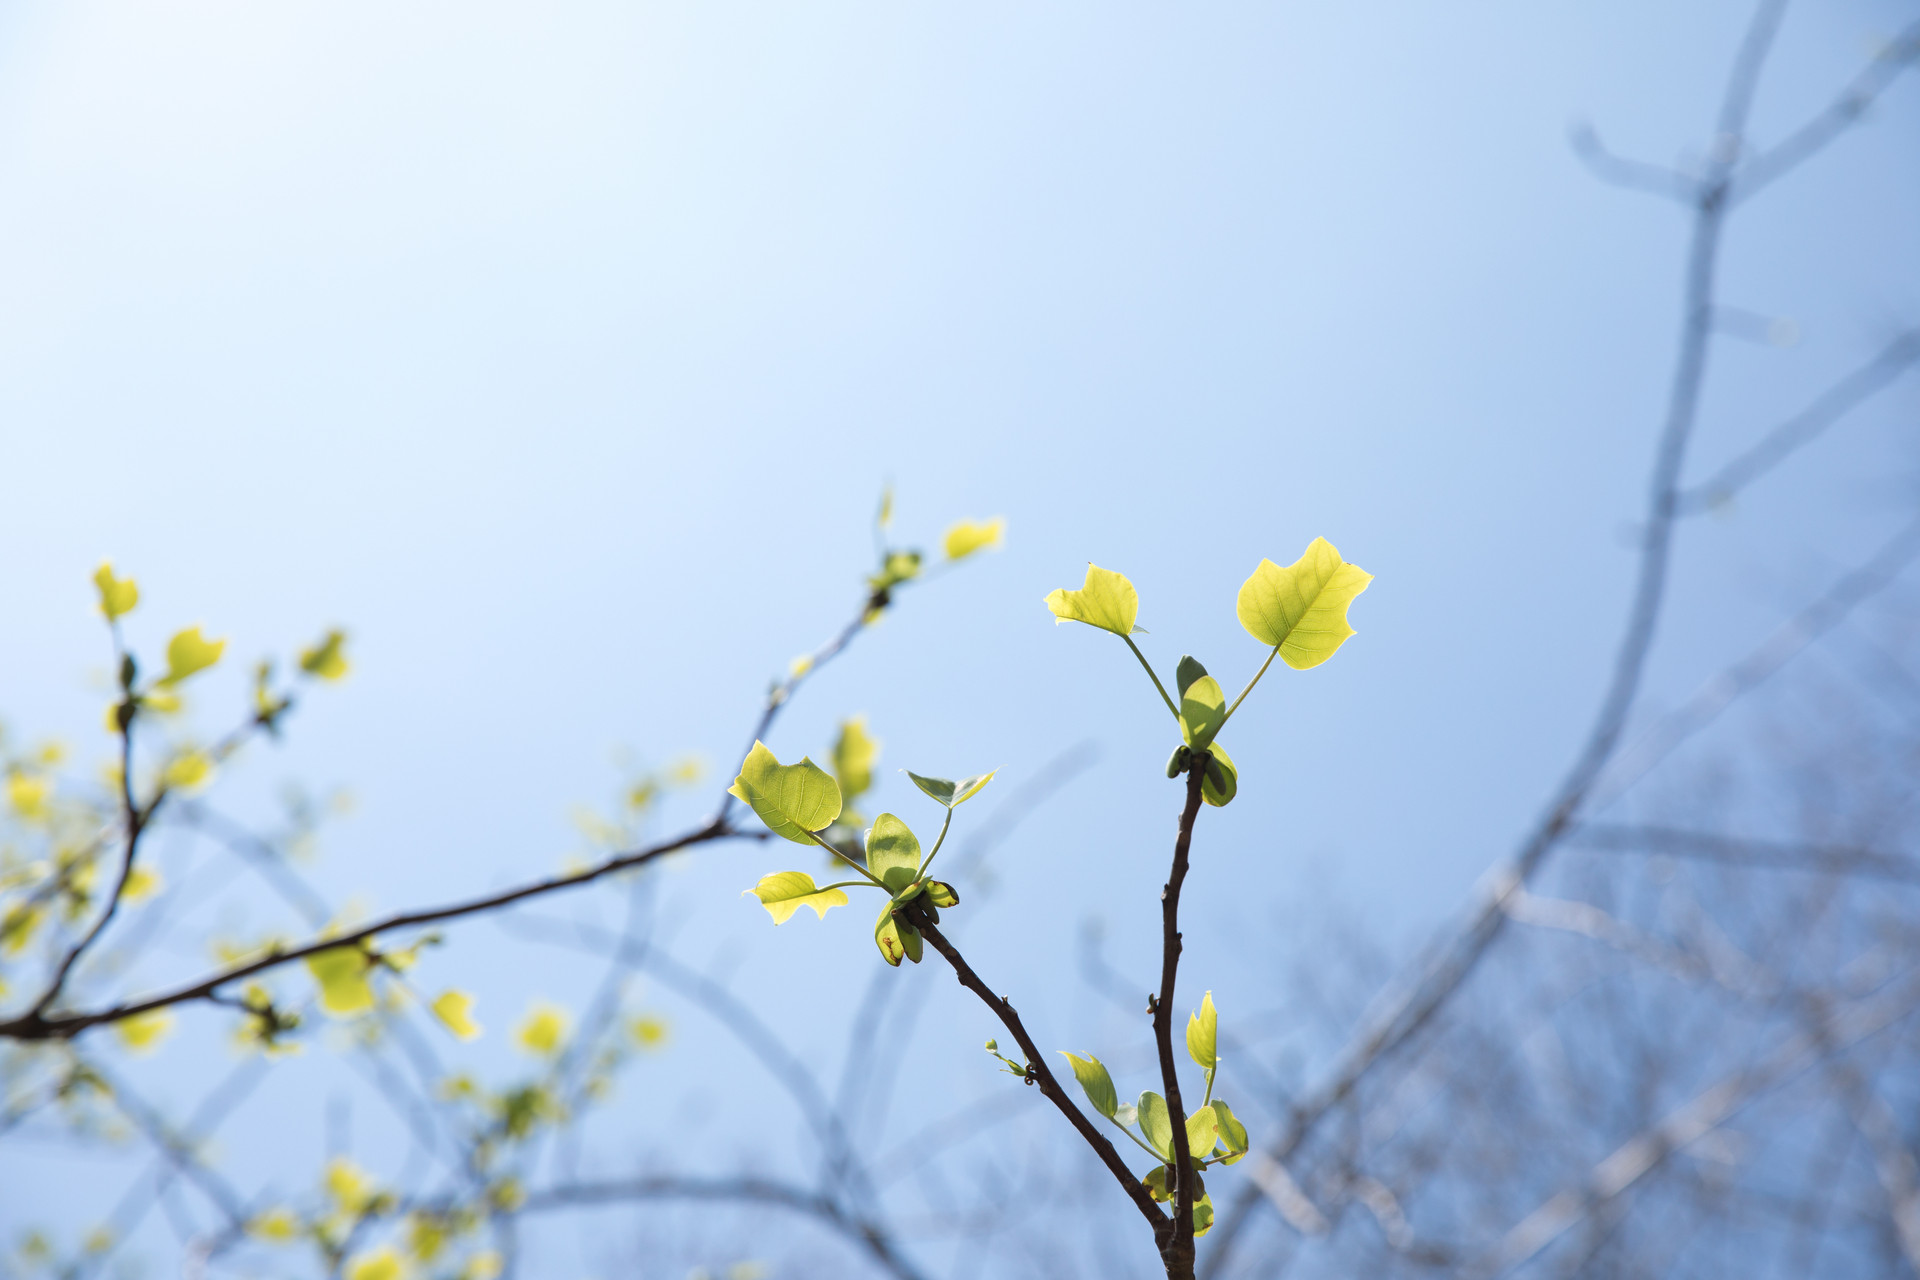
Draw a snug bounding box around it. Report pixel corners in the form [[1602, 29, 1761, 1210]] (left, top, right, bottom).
[[1154, 761, 1210, 1277]]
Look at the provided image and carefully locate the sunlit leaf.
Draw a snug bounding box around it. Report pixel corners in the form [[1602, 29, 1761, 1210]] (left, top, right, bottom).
[[1186, 1103, 1219, 1160], [115, 1009, 174, 1054], [164, 750, 215, 793], [299, 630, 350, 681], [1235, 537, 1373, 669], [1194, 1191, 1216, 1237], [122, 865, 163, 904], [905, 769, 996, 809], [1114, 1101, 1138, 1128], [1137, 1090, 1174, 1161], [344, 1246, 404, 1280], [1200, 743, 1238, 808], [431, 990, 482, 1041], [158, 626, 226, 687], [831, 716, 880, 802], [943, 516, 1006, 561], [746, 871, 849, 923], [874, 900, 923, 967], [515, 1002, 570, 1056], [1144, 1163, 1172, 1202], [247, 1208, 300, 1243], [1044, 563, 1140, 637], [92, 563, 138, 620], [727, 741, 842, 844], [926, 879, 958, 908], [865, 813, 921, 892], [1179, 675, 1227, 749], [1211, 1099, 1249, 1164], [305, 945, 375, 1017], [1186, 990, 1218, 1070], [1060, 1052, 1118, 1120], [629, 1014, 670, 1049]]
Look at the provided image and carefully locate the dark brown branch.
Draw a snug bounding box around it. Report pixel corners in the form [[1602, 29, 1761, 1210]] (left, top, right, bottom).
[[912, 914, 1171, 1241], [0, 820, 759, 1042], [1154, 761, 1210, 1278]]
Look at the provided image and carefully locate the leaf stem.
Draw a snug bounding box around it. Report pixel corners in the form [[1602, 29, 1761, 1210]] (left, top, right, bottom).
[[1123, 636, 1181, 721], [1220, 644, 1281, 728], [915, 809, 955, 878], [805, 830, 888, 889]]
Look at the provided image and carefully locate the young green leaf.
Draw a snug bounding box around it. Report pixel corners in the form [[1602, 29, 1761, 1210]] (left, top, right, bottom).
[[1211, 1099, 1250, 1164], [728, 741, 843, 844], [1060, 1052, 1119, 1120], [1044, 564, 1140, 637], [1136, 1091, 1174, 1161], [873, 900, 923, 966], [1200, 743, 1238, 807], [925, 880, 959, 908], [299, 630, 350, 681], [943, 516, 1006, 561], [93, 563, 139, 620], [431, 990, 482, 1041], [1143, 1163, 1173, 1202], [1114, 1101, 1139, 1128], [1186, 991, 1218, 1070], [1179, 675, 1228, 749], [1235, 537, 1373, 669], [159, 626, 226, 687], [1193, 1192, 1216, 1237], [905, 769, 996, 809], [305, 945, 375, 1017], [831, 717, 880, 802], [865, 813, 922, 892], [746, 871, 850, 924], [1186, 1103, 1220, 1160], [1175, 655, 1209, 698]]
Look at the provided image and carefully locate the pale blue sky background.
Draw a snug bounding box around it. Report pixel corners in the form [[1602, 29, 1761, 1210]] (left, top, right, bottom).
[[2, 1, 1916, 1275]]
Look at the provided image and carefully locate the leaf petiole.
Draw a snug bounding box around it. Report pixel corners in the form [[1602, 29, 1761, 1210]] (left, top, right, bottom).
[[1220, 643, 1282, 730], [803, 829, 888, 889], [1111, 1115, 1168, 1161], [1122, 635, 1181, 721], [915, 807, 955, 878]]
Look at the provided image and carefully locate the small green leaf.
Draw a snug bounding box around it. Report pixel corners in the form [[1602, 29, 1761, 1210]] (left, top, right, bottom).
[[93, 563, 139, 620], [1211, 1100, 1249, 1164], [1060, 1052, 1118, 1120], [1178, 675, 1227, 749], [1235, 537, 1373, 670], [746, 871, 849, 924], [1044, 564, 1140, 637], [943, 516, 1006, 561], [1186, 1103, 1219, 1160], [728, 741, 843, 844], [873, 900, 923, 966], [299, 630, 350, 681], [831, 717, 880, 802], [1201, 743, 1238, 808], [305, 945, 375, 1017], [1186, 991, 1218, 1070], [1143, 1163, 1173, 1202], [865, 813, 922, 892], [1193, 1192, 1216, 1237], [159, 626, 226, 687], [926, 880, 959, 908], [432, 990, 482, 1041], [1175, 655, 1209, 698], [1114, 1102, 1139, 1128], [1137, 1091, 1174, 1161], [905, 769, 997, 809]]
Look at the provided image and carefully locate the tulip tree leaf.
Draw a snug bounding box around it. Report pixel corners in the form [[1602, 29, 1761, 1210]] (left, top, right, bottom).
[[831, 717, 880, 803], [1115, 1102, 1139, 1128], [93, 564, 139, 620], [943, 517, 1006, 560], [1178, 675, 1227, 749], [1060, 1052, 1118, 1120], [865, 813, 921, 892], [1211, 1100, 1250, 1164], [1044, 564, 1140, 637], [159, 626, 226, 687], [926, 879, 959, 908], [1236, 537, 1373, 670], [1194, 1192, 1216, 1237], [306, 945, 375, 1017], [1187, 991, 1218, 1070], [1143, 1164, 1173, 1202], [1200, 743, 1238, 807], [905, 769, 996, 809], [1186, 1103, 1220, 1160], [299, 630, 350, 681], [1137, 1091, 1174, 1161], [874, 900, 923, 967], [746, 871, 849, 924], [1175, 655, 1209, 697], [432, 990, 482, 1041], [728, 741, 842, 844]]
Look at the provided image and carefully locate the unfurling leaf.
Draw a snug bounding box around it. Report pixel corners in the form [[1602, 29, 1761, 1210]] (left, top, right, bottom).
[[1060, 1052, 1118, 1120], [926, 879, 958, 908], [905, 769, 996, 809], [1211, 1099, 1250, 1164], [1235, 537, 1372, 669], [93, 563, 139, 620], [1175, 655, 1209, 697], [1179, 675, 1227, 749], [1186, 1103, 1220, 1160], [943, 516, 1006, 561], [1137, 1090, 1174, 1161], [865, 813, 921, 892], [159, 626, 226, 686], [1194, 1192, 1216, 1237], [432, 990, 482, 1041], [874, 900, 923, 967], [299, 630, 350, 680], [1044, 564, 1140, 637], [1187, 990, 1218, 1070], [747, 871, 849, 924], [831, 716, 880, 802], [305, 945, 375, 1017], [728, 741, 842, 844], [116, 1009, 174, 1054], [1200, 743, 1238, 807]]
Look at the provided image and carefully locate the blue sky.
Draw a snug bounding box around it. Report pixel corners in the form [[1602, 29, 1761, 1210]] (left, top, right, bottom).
[[2, 1, 1916, 1273]]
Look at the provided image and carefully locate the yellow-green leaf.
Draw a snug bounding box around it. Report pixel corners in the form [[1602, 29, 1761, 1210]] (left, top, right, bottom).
[[1211, 1099, 1249, 1165], [164, 750, 215, 793], [831, 717, 880, 802], [159, 626, 226, 686], [344, 1246, 404, 1280], [747, 871, 848, 923], [1235, 538, 1372, 669], [1044, 564, 1140, 637], [1186, 990, 1218, 1070], [515, 1002, 570, 1055], [299, 630, 350, 681], [1137, 1090, 1174, 1160], [1060, 1051, 1118, 1120], [727, 741, 842, 844], [865, 813, 921, 892], [1194, 1191, 1215, 1237], [1200, 743, 1237, 807], [905, 769, 997, 809], [116, 1009, 174, 1054], [926, 879, 959, 908], [1186, 1103, 1219, 1160], [305, 945, 375, 1017], [1179, 676, 1227, 749], [874, 899, 923, 967], [432, 990, 482, 1041], [943, 516, 1006, 561], [93, 563, 138, 620]]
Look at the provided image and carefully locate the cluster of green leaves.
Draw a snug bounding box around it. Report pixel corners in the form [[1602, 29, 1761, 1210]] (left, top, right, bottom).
[[1059, 993, 1249, 1235], [244, 1154, 505, 1280]]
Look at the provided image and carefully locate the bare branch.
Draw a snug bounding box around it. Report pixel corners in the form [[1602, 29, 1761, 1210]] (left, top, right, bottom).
[[1571, 822, 1920, 884], [1568, 123, 1701, 203]]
